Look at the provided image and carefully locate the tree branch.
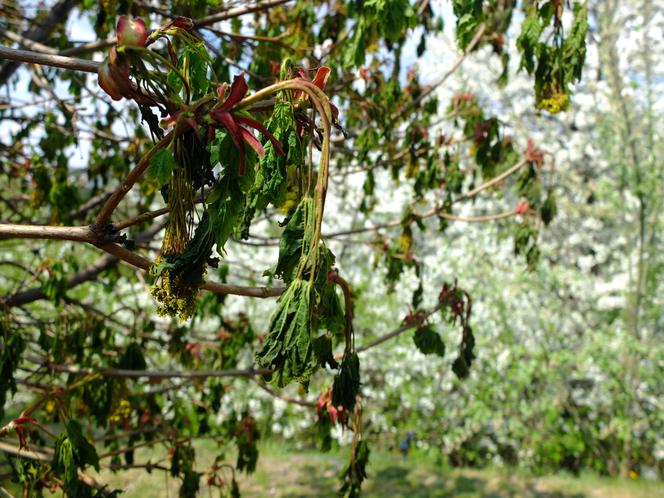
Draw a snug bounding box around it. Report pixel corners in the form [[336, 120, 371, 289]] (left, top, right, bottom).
[[2, 254, 118, 307], [252, 379, 317, 408], [437, 209, 518, 223], [98, 241, 283, 298], [0, 0, 78, 86], [0, 1, 295, 76], [438, 158, 528, 207], [325, 157, 529, 238], [25, 355, 272, 379], [355, 302, 444, 353], [95, 131, 174, 227], [1, 223, 167, 307], [0, 46, 99, 74], [0, 224, 94, 242], [0, 221, 283, 301], [0, 441, 119, 497], [194, 0, 294, 27]]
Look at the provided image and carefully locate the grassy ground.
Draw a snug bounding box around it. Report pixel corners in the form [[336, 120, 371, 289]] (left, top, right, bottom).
[[88, 441, 664, 498]]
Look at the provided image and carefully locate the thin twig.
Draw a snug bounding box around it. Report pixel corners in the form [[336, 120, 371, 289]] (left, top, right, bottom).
[[355, 302, 444, 353], [252, 378, 317, 408], [194, 0, 293, 27], [325, 157, 529, 238]]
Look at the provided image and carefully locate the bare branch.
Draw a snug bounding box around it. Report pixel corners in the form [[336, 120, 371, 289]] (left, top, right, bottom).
[[355, 302, 444, 353], [0, 0, 78, 85], [325, 157, 529, 238], [252, 379, 317, 408], [25, 355, 272, 379], [95, 132, 174, 227], [440, 158, 528, 207], [406, 23, 487, 112], [195, 0, 294, 27], [0, 224, 94, 243], [0, 46, 99, 74], [113, 206, 169, 230], [2, 254, 117, 307]]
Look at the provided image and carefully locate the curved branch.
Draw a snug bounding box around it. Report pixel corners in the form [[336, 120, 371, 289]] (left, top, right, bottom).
[[95, 131, 174, 227], [113, 206, 169, 230], [2, 254, 118, 307], [0, 218, 282, 305], [325, 157, 529, 238], [434, 158, 528, 208], [436, 209, 517, 223]]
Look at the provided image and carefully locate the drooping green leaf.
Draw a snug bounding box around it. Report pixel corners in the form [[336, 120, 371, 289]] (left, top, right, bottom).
[[184, 42, 211, 99], [332, 352, 360, 411], [453, 325, 476, 379], [452, 0, 484, 49], [516, 12, 542, 74], [319, 282, 345, 336], [147, 148, 176, 187], [312, 334, 339, 370], [256, 279, 319, 388], [272, 197, 314, 283], [413, 325, 445, 357], [208, 176, 246, 253], [562, 4, 589, 87], [52, 421, 100, 496], [65, 420, 100, 471]]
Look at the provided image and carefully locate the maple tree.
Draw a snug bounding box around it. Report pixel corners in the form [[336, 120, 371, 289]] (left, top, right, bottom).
[[0, 1, 591, 496]]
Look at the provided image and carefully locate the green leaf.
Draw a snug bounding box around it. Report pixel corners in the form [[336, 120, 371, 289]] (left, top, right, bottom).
[[53, 436, 77, 487], [272, 198, 314, 283], [184, 42, 211, 99], [332, 352, 360, 411], [562, 4, 589, 87], [344, 20, 366, 68], [255, 279, 319, 388], [312, 334, 339, 369], [147, 148, 176, 187], [516, 13, 542, 74], [319, 283, 345, 336], [453, 0, 484, 49], [413, 325, 445, 357], [52, 421, 100, 496], [207, 174, 246, 253], [65, 420, 100, 471]]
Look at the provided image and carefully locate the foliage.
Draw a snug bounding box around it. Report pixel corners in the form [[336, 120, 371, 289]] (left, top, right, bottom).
[[11, 1, 661, 497]]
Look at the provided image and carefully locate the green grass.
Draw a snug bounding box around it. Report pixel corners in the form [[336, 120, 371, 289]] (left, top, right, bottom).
[[90, 441, 664, 498], [4, 440, 663, 497]]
